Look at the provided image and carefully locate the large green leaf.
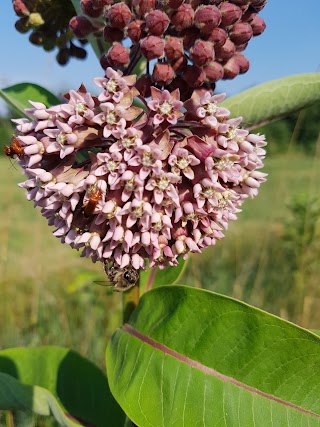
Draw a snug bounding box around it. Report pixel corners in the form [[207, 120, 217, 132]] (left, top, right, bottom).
[[0, 346, 125, 427], [221, 73, 320, 129], [0, 373, 80, 426], [140, 259, 186, 293], [107, 285, 320, 426], [0, 83, 60, 117]]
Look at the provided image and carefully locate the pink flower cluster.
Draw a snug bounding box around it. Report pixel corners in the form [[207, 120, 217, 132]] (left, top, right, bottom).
[[11, 67, 266, 272]]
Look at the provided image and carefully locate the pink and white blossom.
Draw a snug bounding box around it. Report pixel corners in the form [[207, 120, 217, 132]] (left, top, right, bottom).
[[11, 70, 267, 275]]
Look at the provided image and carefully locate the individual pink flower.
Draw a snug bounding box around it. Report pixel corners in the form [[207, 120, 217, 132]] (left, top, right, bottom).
[[118, 170, 144, 202], [44, 121, 78, 159], [168, 147, 201, 180], [145, 171, 180, 205], [92, 92, 142, 138], [18, 135, 45, 167], [94, 67, 136, 103], [128, 145, 163, 180], [147, 87, 183, 125], [61, 89, 95, 125], [92, 102, 127, 138], [109, 127, 143, 160], [94, 151, 127, 186]]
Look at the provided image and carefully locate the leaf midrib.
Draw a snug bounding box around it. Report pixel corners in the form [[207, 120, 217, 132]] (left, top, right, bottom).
[[123, 323, 320, 419]]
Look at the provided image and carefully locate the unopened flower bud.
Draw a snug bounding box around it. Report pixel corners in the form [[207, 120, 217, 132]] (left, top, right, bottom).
[[106, 43, 130, 67], [232, 53, 249, 74], [70, 45, 87, 59], [136, 74, 152, 97], [132, 0, 155, 17], [165, 36, 184, 61], [168, 0, 185, 9], [171, 56, 188, 73], [215, 38, 235, 61], [81, 0, 104, 18], [103, 26, 124, 42], [250, 0, 267, 12], [171, 4, 194, 32], [127, 20, 145, 43], [69, 15, 96, 39], [240, 43, 250, 53], [107, 3, 132, 30], [92, 0, 111, 7], [229, 22, 253, 45], [29, 31, 43, 45], [232, 0, 250, 5], [219, 2, 242, 27], [168, 76, 192, 101], [250, 15, 266, 36], [190, 39, 215, 67], [194, 5, 221, 34], [182, 27, 200, 50], [100, 53, 111, 69], [183, 65, 206, 87], [13, 0, 29, 17], [140, 36, 165, 60], [223, 57, 240, 79], [56, 48, 70, 65], [152, 63, 175, 86], [203, 61, 224, 82], [207, 27, 227, 47], [145, 10, 170, 36], [28, 12, 45, 27], [15, 17, 30, 33], [241, 7, 256, 23]]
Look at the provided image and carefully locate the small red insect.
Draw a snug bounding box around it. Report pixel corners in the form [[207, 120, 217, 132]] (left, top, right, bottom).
[[4, 136, 24, 159], [82, 184, 103, 217]]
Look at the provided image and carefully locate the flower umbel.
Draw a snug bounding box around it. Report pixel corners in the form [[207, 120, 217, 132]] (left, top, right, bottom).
[[8, 67, 267, 281]]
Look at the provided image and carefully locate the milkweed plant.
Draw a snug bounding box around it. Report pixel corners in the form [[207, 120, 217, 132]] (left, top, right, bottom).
[[1, 1, 320, 426]]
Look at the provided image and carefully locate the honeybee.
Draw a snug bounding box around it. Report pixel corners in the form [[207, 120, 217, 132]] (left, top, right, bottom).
[[82, 184, 103, 218], [95, 263, 139, 292], [4, 136, 24, 158]]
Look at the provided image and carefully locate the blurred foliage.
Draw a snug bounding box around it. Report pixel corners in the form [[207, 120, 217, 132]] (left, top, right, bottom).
[[257, 101, 320, 155]]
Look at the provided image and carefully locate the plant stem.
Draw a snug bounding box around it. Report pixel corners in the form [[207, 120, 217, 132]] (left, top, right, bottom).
[[122, 280, 140, 426], [122, 280, 140, 324], [5, 411, 14, 427]]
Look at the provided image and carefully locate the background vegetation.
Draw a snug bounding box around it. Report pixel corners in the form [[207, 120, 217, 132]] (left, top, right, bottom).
[[0, 102, 319, 372]]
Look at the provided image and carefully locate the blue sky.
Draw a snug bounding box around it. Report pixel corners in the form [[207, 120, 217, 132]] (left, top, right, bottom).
[[1, 0, 320, 114]]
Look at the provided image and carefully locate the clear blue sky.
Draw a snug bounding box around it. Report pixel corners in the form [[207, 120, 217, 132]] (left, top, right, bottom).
[[1, 0, 320, 114]]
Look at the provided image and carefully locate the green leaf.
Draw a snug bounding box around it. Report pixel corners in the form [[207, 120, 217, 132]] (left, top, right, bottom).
[[0, 373, 80, 426], [221, 73, 320, 129], [107, 285, 320, 426], [0, 346, 125, 427], [140, 258, 186, 293], [0, 83, 60, 117]]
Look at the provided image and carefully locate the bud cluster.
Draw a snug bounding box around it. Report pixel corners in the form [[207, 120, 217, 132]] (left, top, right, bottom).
[[12, 0, 88, 65], [70, 0, 267, 99], [9, 68, 266, 274]]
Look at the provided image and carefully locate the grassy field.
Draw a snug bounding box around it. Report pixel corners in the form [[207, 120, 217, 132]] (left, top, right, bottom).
[[1, 150, 320, 369]]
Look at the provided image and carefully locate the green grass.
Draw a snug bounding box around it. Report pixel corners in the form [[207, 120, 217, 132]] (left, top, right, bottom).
[[0, 151, 320, 369]]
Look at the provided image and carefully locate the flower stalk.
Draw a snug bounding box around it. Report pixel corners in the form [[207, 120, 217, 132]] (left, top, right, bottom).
[[122, 279, 140, 324]]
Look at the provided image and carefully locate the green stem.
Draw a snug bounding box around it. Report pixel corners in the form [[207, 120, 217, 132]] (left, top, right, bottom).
[[5, 411, 14, 427], [122, 278, 140, 324], [122, 279, 140, 426]]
